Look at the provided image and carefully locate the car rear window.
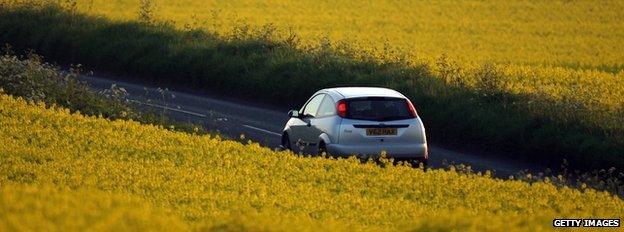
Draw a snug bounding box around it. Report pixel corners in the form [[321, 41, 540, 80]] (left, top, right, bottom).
[[346, 97, 413, 121]]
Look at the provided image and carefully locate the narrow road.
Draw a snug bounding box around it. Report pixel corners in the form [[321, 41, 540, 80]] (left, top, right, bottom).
[[81, 75, 544, 177]]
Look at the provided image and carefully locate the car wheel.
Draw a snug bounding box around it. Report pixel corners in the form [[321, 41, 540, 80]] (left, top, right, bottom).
[[281, 133, 291, 151], [318, 142, 327, 156], [411, 158, 428, 169]]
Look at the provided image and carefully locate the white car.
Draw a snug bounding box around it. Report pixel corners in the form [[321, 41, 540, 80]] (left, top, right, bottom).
[[281, 87, 428, 166]]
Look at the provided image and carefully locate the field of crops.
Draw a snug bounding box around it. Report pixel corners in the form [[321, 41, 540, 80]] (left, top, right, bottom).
[[0, 93, 622, 231], [0, 1, 622, 170], [75, 0, 624, 69]]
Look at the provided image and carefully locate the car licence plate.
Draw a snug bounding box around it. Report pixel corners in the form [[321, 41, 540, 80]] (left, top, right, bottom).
[[366, 128, 397, 136]]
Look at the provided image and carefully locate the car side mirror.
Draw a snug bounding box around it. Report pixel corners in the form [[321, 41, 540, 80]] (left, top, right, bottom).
[[288, 110, 300, 118]]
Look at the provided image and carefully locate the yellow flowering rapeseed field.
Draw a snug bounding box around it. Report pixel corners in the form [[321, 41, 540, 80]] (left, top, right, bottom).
[[1, 93, 622, 231], [74, 0, 624, 68]]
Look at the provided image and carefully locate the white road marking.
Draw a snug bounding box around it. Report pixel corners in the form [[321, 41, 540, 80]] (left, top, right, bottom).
[[129, 99, 282, 138], [129, 100, 206, 118], [243, 124, 281, 137]]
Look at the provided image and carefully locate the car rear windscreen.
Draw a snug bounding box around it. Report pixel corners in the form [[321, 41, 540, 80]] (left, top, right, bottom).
[[346, 97, 414, 121]]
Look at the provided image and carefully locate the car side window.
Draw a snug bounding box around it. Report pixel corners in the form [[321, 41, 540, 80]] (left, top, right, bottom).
[[302, 94, 325, 118], [316, 95, 335, 117]]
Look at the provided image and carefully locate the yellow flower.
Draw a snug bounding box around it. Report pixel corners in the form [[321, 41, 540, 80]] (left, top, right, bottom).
[[0, 93, 622, 231]]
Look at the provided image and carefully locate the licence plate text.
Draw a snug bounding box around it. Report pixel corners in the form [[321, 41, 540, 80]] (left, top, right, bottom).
[[366, 128, 397, 136]]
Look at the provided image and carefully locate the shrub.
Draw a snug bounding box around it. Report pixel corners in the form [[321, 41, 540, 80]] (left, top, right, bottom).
[[0, 52, 133, 119]]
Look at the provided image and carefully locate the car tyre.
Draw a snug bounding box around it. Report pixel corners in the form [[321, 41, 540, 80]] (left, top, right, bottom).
[[411, 158, 428, 169], [281, 133, 291, 151], [318, 141, 327, 156]]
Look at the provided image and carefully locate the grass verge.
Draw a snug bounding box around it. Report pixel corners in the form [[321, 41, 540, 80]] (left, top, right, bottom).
[[0, 52, 207, 134]]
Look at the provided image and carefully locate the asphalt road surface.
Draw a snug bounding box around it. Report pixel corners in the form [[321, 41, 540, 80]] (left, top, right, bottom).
[[80, 75, 544, 177]]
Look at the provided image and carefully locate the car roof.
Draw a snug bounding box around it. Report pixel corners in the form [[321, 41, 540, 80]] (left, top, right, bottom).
[[322, 87, 406, 100]]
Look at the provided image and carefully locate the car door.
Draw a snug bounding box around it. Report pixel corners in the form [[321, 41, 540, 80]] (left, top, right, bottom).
[[301, 94, 338, 153], [289, 94, 324, 153]]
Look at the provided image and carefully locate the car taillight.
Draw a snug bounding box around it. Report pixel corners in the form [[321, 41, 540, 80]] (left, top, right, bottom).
[[406, 99, 418, 118], [337, 100, 347, 118]]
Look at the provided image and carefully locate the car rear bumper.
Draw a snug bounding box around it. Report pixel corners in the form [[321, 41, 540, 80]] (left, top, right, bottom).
[[326, 143, 428, 159]]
